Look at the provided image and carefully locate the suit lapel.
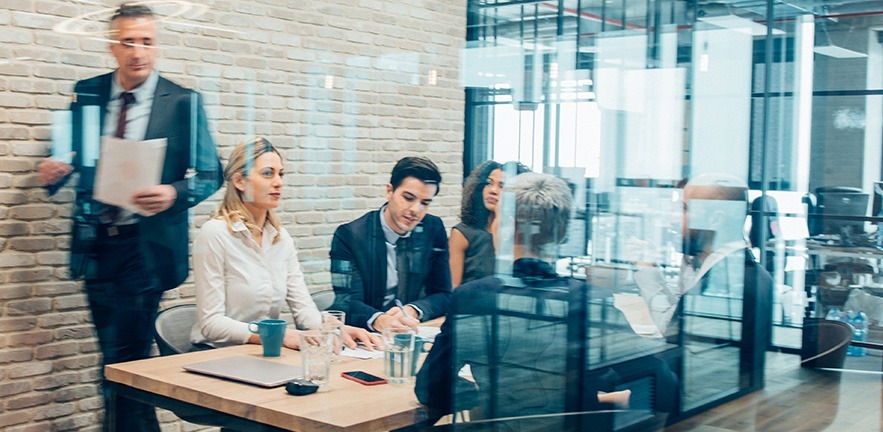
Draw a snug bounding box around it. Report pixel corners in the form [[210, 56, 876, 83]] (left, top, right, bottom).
[[144, 76, 172, 140], [97, 74, 112, 133], [372, 211, 388, 306]]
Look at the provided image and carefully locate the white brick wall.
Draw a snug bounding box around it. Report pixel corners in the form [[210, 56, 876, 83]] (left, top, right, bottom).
[[0, 0, 466, 430]]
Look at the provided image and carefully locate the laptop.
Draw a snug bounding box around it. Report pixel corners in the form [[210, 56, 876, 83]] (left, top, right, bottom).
[[183, 355, 303, 388]]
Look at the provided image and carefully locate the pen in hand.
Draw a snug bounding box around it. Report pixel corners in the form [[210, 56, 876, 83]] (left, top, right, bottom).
[[389, 299, 419, 331], [394, 299, 408, 316]]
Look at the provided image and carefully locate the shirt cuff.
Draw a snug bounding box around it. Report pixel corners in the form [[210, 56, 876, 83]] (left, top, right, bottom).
[[367, 311, 384, 332], [407, 303, 424, 320]]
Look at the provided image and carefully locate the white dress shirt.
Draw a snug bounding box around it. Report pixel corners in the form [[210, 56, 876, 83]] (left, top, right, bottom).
[[103, 70, 158, 225], [191, 218, 322, 347]]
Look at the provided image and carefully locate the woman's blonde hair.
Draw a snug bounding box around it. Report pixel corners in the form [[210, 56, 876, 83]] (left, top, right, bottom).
[[215, 136, 283, 243]]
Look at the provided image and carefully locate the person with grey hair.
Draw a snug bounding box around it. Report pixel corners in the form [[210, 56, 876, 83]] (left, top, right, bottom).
[[499, 171, 574, 256], [415, 172, 630, 427], [36, 3, 222, 431]]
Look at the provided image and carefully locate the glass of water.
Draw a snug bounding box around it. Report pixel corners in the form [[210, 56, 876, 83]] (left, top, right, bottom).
[[321, 310, 346, 362], [381, 327, 415, 384], [299, 329, 335, 386]]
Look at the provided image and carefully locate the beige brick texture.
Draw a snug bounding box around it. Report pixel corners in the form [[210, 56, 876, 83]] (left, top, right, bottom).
[[0, 0, 466, 430]]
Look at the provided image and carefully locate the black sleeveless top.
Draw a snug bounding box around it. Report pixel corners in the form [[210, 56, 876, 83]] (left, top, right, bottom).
[[453, 222, 495, 286]]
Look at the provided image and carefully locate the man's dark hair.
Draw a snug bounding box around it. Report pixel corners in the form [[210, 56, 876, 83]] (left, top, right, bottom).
[[111, 3, 155, 24], [389, 157, 442, 195]]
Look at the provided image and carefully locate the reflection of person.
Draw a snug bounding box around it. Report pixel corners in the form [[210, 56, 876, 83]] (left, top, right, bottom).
[[749, 195, 779, 248], [450, 161, 528, 287], [329, 157, 452, 331], [191, 138, 379, 351], [632, 174, 774, 337], [36, 4, 221, 431], [416, 173, 630, 424]]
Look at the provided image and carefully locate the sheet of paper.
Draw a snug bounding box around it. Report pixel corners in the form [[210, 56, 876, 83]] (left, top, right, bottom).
[[457, 364, 472, 380], [612, 293, 663, 338], [418, 326, 441, 342], [51, 110, 73, 163], [341, 347, 385, 360], [93, 137, 167, 216]]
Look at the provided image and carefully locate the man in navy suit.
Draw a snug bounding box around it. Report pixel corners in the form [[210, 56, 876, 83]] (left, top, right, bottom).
[[38, 4, 222, 431], [329, 157, 452, 331]]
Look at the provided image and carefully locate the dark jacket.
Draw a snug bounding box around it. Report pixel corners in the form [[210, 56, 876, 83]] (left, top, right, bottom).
[[50, 72, 222, 291], [414, 259, 588, 419], [329, 209, 452, 328], [414, 259, 677, 429]]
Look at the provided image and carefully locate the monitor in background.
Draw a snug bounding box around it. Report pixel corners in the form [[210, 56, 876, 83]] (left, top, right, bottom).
[[817, 190, 869, 242], [872, 181, 883, 218]]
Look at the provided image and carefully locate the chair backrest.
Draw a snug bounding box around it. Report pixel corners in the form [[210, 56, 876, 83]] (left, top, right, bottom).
[[801, 318, 854, 368], [154, 304, 198, 356], [311, 290, 335, 311]]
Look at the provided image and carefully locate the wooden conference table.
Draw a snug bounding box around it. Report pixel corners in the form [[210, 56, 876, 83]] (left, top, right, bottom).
[[105, 337, 434, 431]]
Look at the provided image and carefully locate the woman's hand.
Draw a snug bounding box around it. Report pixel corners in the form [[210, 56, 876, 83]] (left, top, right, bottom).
[[282, 328, 302, 350], [341, 325, 382, 350]]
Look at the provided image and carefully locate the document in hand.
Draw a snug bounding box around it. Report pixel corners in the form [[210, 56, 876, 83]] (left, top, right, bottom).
[[93, 137, 167, 216], [612, 293, 664, 338]]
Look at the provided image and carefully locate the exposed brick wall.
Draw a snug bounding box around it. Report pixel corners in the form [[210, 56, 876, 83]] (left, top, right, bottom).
[[0, 0, 466, 430]]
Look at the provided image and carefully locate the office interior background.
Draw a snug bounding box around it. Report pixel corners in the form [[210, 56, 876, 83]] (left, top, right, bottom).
[[0, 0, 882, 430]]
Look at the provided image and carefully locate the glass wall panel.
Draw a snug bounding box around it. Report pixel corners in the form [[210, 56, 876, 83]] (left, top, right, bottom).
[[462, 0, 883, 430]]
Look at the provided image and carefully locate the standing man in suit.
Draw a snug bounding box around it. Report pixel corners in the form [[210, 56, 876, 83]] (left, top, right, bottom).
[[37, 4, 222, 431], [329, 157, 452, 331]]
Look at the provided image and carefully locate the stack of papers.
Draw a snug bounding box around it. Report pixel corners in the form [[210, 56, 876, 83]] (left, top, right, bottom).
[[341, 347, 384, 359]]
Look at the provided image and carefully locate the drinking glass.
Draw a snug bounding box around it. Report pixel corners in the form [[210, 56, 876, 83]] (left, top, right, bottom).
[[321, 310, 346, 362], [381, 328, 415, 384], [299, 330, 334, 386]]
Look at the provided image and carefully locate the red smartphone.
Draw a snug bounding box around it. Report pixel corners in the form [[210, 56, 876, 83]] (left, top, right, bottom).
[[341, 371, 387, 386]]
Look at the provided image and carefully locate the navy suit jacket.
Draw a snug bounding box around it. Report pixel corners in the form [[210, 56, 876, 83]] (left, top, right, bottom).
[[329, 209, 452, 328], [51, 72, 222, 291]]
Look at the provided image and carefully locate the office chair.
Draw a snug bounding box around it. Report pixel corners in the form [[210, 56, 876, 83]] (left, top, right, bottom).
[[311, 290, 335, 311], [153, 305, 257, 431], [154, 304, 198, 356], [800, 318, 854, 369]]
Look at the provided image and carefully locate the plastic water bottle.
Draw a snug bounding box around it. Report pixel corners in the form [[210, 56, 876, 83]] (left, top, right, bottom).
[[825, 308, 843, 322], [846, 310, 868, 357]]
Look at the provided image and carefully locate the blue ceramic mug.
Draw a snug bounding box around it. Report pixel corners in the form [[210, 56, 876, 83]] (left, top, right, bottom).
[[248, 319, 286, 357]]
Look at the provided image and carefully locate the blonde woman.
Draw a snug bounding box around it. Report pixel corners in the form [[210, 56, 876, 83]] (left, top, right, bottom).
[[191, 137, 379, 350]]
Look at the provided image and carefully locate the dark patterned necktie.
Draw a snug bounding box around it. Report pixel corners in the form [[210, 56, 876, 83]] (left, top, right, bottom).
[[101, 92, 136, 224], [115, 92, 135, 138]]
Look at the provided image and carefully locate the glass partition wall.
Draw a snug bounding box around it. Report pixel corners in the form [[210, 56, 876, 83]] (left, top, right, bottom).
[[463, 0, 883, 428]]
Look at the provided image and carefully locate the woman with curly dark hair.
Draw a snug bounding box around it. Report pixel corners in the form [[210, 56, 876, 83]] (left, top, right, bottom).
[[450, 161, 527, 287]]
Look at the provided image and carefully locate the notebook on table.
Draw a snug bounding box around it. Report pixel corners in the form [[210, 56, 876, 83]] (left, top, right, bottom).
[[182, 355, 303, 388]]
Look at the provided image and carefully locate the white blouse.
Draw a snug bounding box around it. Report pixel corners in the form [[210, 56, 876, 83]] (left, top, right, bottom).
[[191, 218, 322, 347]]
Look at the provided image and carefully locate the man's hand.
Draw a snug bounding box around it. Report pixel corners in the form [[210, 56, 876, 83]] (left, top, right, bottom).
[[373, 311, 419, 332], [341, 325, 382, 350], [38, 157, 74, 185], [386, 304, 419, 320], [131, 185, 177, 215]]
